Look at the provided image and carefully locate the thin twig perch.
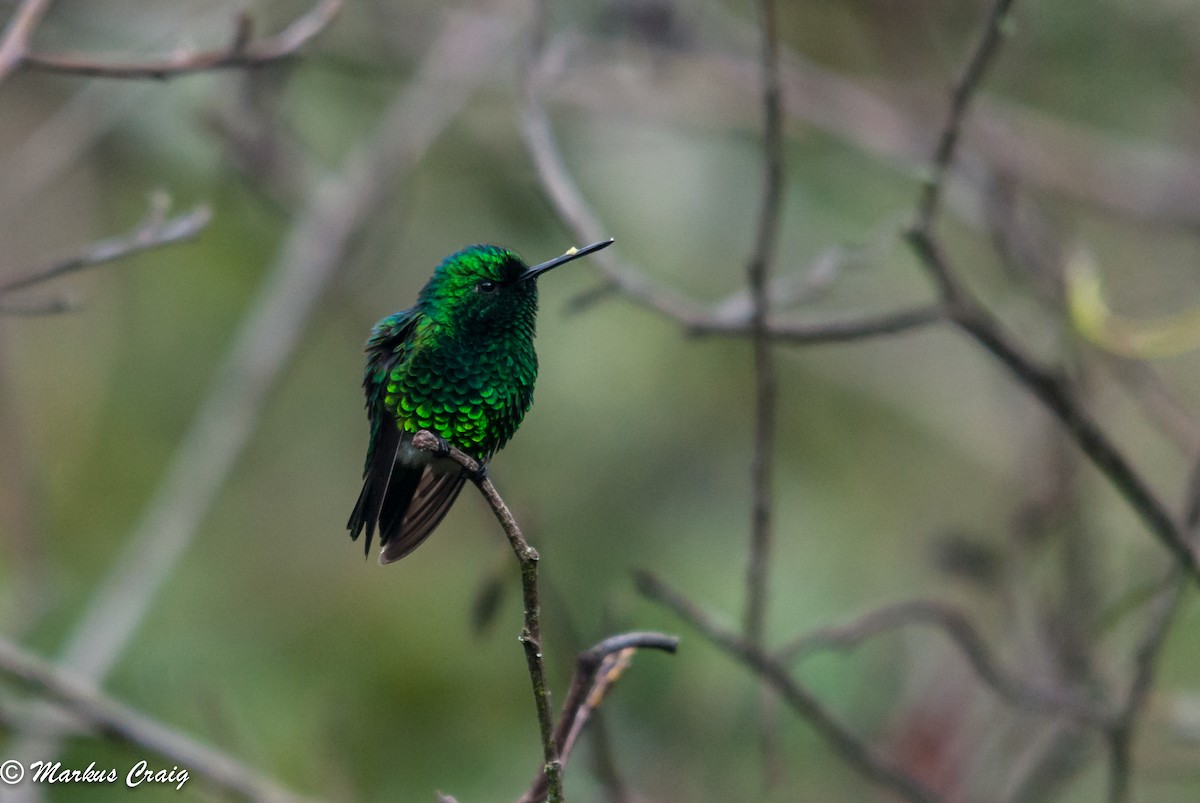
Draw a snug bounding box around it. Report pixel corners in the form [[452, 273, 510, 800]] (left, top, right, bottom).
[[413, 430, 678, 803], [520, 631, 679, 803], [410, 430, 564, 802]]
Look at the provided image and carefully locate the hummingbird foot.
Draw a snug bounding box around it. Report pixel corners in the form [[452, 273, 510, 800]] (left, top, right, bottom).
[[422, 432, 453, 458], [462, 461, 488, 484]]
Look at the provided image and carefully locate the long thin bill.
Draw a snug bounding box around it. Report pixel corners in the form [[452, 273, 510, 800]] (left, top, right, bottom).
[[519, 238, 614, 281]]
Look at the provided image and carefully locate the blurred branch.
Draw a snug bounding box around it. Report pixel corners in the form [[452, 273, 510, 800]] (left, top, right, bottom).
[[6, 9, 521, 787], [1104, 459, 1200, 802], [913, 0, 1015, 229], [742, 0, 785, 782], [410, 431, 563, 803], [902, 0, 1199, 580], [520, 6, 941, 349], [0, 297, 76, 315], [520, 0, 706, 324], [940, 286, 1197, 577], [691, 304, 943, 343], [778, 599, 1111, 728], [206, 76, 317, 211], [743, 0, 782, 648], [0, 0, 49, 82], [635, 571, 942, 803], [519, 631, 680, 803], [1104, 569, 1183, 803], [18, 0, 342, 80], [902, 4, 1199, 791], [550, 26, 1200, 229], [0, 194, 211, 299], [1099, 356, 1200, 457], [0, 637, 320, 803]]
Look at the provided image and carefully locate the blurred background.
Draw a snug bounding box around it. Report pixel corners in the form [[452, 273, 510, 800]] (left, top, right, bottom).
[[2, 0, 1200, 800]]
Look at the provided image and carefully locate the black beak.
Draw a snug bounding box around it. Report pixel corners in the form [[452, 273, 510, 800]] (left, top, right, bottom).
[[519, 238, 614, 282]]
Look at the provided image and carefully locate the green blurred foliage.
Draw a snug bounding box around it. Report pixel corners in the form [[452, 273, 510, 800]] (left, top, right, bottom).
[[2, 0, 1200, 801]]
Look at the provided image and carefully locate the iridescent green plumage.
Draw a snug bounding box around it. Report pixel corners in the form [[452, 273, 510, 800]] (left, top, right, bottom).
[[348, 239, 612, 564]]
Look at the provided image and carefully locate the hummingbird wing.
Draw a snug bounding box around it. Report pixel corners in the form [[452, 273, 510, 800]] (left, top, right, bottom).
[[348, 309, 421, 557], [378, 466, 466, 564], [348, 308, 470, 563]]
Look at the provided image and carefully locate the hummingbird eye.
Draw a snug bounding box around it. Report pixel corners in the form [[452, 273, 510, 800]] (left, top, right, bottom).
[[476, 279, 497, 294]]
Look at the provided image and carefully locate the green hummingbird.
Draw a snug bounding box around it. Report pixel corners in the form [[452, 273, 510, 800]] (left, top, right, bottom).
[[348, 238, 614, 564]]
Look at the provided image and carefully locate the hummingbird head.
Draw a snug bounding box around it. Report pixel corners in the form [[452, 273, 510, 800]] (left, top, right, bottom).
[[417, 239, 613, 336]]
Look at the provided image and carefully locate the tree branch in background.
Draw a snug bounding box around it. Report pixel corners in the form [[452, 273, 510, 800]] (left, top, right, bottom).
[[902, 0, 1198, 580], [0, 637, 320, 803], [0, 193, 211, 301], [0, 0, 49, 82], [741, 0, 786, 781], [410, 431, 563, 803], [778, 599, 1111, 728], [519, 0, 944, 349], [635, 571, 942, 803], [914, 0, 1016, 228], [692, 304, 943, 344], [519, 631, 679, 803], [743, 0, 783, 649], [16, 0, 342, 80], [546, 34, 1200, 229], [520, 0, 707, 324], [1104, 570, 1183, 803], [1104, 457, 1200, 802]]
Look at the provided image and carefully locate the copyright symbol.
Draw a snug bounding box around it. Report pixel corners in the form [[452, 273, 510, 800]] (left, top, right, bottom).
[[0, 760, 24, 784]]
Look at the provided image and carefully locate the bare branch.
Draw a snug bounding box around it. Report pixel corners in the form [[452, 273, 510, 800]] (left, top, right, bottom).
[[915, 0, 1016, 227], [0, 637, 319, 802], [519, 0, 707, 325], [635, 571, 942, 803], [521, 2, 939, 358], [778, 599, 1111, 728], [519, 632, 679, 803], [0, 0, 50, 82], [743, 0, 783, 649], [692, 305, 944, 343], [740, 0, 786, 780], [914, 239, 1197, 578], [930, 242, 1195, 577], [1104, 570, 1183, 803], [898, 0, 1198, 580], [411, 431, 564, 803], [21, 0, 342, 80], [1104, 461, 1198, 802], [545, 34, 1200, 228], [0, 195, 211, 297]]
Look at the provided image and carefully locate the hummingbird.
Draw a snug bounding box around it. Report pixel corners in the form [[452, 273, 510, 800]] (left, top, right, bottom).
[[348, 238, 614, 564]]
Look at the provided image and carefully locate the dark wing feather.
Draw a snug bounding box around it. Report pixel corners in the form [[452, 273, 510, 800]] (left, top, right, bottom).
[[346, 423, 403, 556], [348, 309, 422, 556], [379, 468, 466, 564]]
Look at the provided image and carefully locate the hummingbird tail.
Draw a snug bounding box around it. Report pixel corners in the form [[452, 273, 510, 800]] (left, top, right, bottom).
[[347, 423, 404, 556], [348, 426, 469, 563], [378, 468, 466, 564]]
